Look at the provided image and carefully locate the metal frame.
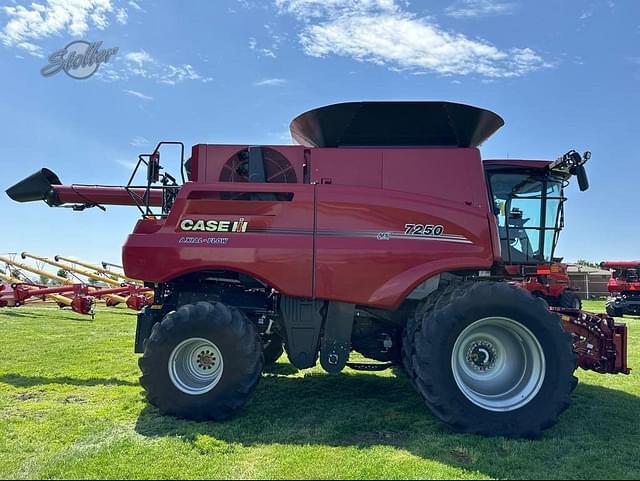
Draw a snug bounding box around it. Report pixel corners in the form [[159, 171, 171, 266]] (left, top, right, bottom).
[[125, 141, 185, 217]]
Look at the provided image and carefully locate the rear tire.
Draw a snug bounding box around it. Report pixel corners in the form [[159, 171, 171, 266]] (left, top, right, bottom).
[[557, 290, 582, 309], [139, 301, 263, 421], [401, 282, 458, 386], [606, 301, 624, 318], [411, 282, 577, 438]]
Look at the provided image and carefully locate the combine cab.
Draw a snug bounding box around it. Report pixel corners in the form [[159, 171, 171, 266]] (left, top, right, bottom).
[[6, 101, 629, 438], [602, 261, 640, 316]]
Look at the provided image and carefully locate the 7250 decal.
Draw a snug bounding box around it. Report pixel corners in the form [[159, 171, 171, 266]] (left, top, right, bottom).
[[404, 224, 445, 236]]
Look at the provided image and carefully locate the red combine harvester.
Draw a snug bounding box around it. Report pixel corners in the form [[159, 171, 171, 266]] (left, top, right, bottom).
[[514, 262, 581, 309], [601, 260, 640, 317], [6, 101, 629, 438]]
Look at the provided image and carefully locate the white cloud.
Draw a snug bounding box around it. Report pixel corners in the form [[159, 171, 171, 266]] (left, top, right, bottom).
[[125, 49, 153, 65], [116, 7, 128, 24], [14, 41, 45, 58], [249, 37, 277, 58], [248, 24, 286, 58], [275, 0, 398, 18], [157, 64, 211, 85], [254, 78, 287, 86], [120, 50, 213, 84], [123, 89, 153, 100], [93, 62, 122, 81], [579, 9, 593, 20], [94, 50, 212, 84], [278, 0, 549, 78], [130, 135, 149, 147], [115, 158, 137, 170], [128, 1, 144, 12], [445, 0, 517, 18], [0, 0, 123, 57]]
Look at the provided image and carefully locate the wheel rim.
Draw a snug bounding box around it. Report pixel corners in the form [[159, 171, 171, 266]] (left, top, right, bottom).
[[451, 317, 546, 412], [168, 338, 224, 395]]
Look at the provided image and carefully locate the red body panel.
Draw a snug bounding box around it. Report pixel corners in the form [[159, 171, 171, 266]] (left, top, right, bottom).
[[514, 263, 572, 298], [123, 145, 497, 309], [601, 261, 640, 294], [601, 261, 640, 269], [607, 278, 638, 294], [124, 181, 316, 299], [607, 276, 640, 294]]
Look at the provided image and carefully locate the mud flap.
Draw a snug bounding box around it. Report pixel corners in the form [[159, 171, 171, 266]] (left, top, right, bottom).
[[320, 302, 355, 374], [280, 296, 325, 369]]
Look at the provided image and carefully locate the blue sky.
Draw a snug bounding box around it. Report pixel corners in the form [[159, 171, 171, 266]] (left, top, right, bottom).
[[0, 0, 638, 268]]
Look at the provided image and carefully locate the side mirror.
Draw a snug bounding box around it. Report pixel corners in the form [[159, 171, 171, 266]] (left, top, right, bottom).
[[576, 164, 589, 191], [147, 152, 160, 183]]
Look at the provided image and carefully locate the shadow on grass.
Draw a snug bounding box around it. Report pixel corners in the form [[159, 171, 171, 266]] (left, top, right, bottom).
[[0, 309, 92, 322], [0, 373, 137, 388], [134, 371, 640, 479], [262, 363, 299, 376]]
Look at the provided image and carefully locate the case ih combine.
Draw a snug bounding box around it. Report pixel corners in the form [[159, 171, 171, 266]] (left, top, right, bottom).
[[602, 260, 640, 317], [6, 101, 629, 438], [514, 262, 581, 309]]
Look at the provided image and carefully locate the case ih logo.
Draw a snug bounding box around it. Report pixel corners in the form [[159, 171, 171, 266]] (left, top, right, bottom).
[[179, 218, 248, 233], [40, 41, 119, 80]]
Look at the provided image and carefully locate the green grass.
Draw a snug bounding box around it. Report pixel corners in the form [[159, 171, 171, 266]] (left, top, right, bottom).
[[0, 300, 638, 480]]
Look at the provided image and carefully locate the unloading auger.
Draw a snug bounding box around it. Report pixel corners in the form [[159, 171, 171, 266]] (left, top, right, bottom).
[[54, 255, 144, 286], [0, 270, 75, 308], [0, 255, 96, 316]]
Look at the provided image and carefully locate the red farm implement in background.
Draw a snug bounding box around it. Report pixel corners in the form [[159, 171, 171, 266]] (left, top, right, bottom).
[[0, 269, 75, 308], [20, 252, 152, 310], [5, 101, 630, 438], [513, 261, 582, 309], [601, 260, 640, 317], [0, 257, 96, 316], [0, 253, 153, 317]]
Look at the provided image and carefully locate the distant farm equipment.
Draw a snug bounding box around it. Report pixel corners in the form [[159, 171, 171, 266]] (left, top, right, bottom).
[[601, 260, 640, 317], [0, 253, 152, 318], [514, 262, 582, 309]]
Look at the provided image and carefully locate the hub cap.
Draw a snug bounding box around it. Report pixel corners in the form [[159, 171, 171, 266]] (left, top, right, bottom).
[[451, 317, 546, 412], [168, 338, 224, 395]]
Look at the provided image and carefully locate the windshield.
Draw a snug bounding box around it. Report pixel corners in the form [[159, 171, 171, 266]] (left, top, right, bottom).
[[489, 172, 565, 264]]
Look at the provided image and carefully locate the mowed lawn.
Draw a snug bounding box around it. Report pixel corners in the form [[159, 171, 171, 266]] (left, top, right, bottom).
[[0, 300, 638, 480]]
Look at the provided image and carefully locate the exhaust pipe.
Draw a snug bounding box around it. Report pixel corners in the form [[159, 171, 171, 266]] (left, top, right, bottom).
[[6, 168, 62, 205]]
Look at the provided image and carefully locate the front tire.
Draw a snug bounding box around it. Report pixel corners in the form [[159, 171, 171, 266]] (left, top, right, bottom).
[[606, 301, 624, 318], [139, 302, 263, 421], [411, 282, 577, 438], [557, 290, 582, 309]]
